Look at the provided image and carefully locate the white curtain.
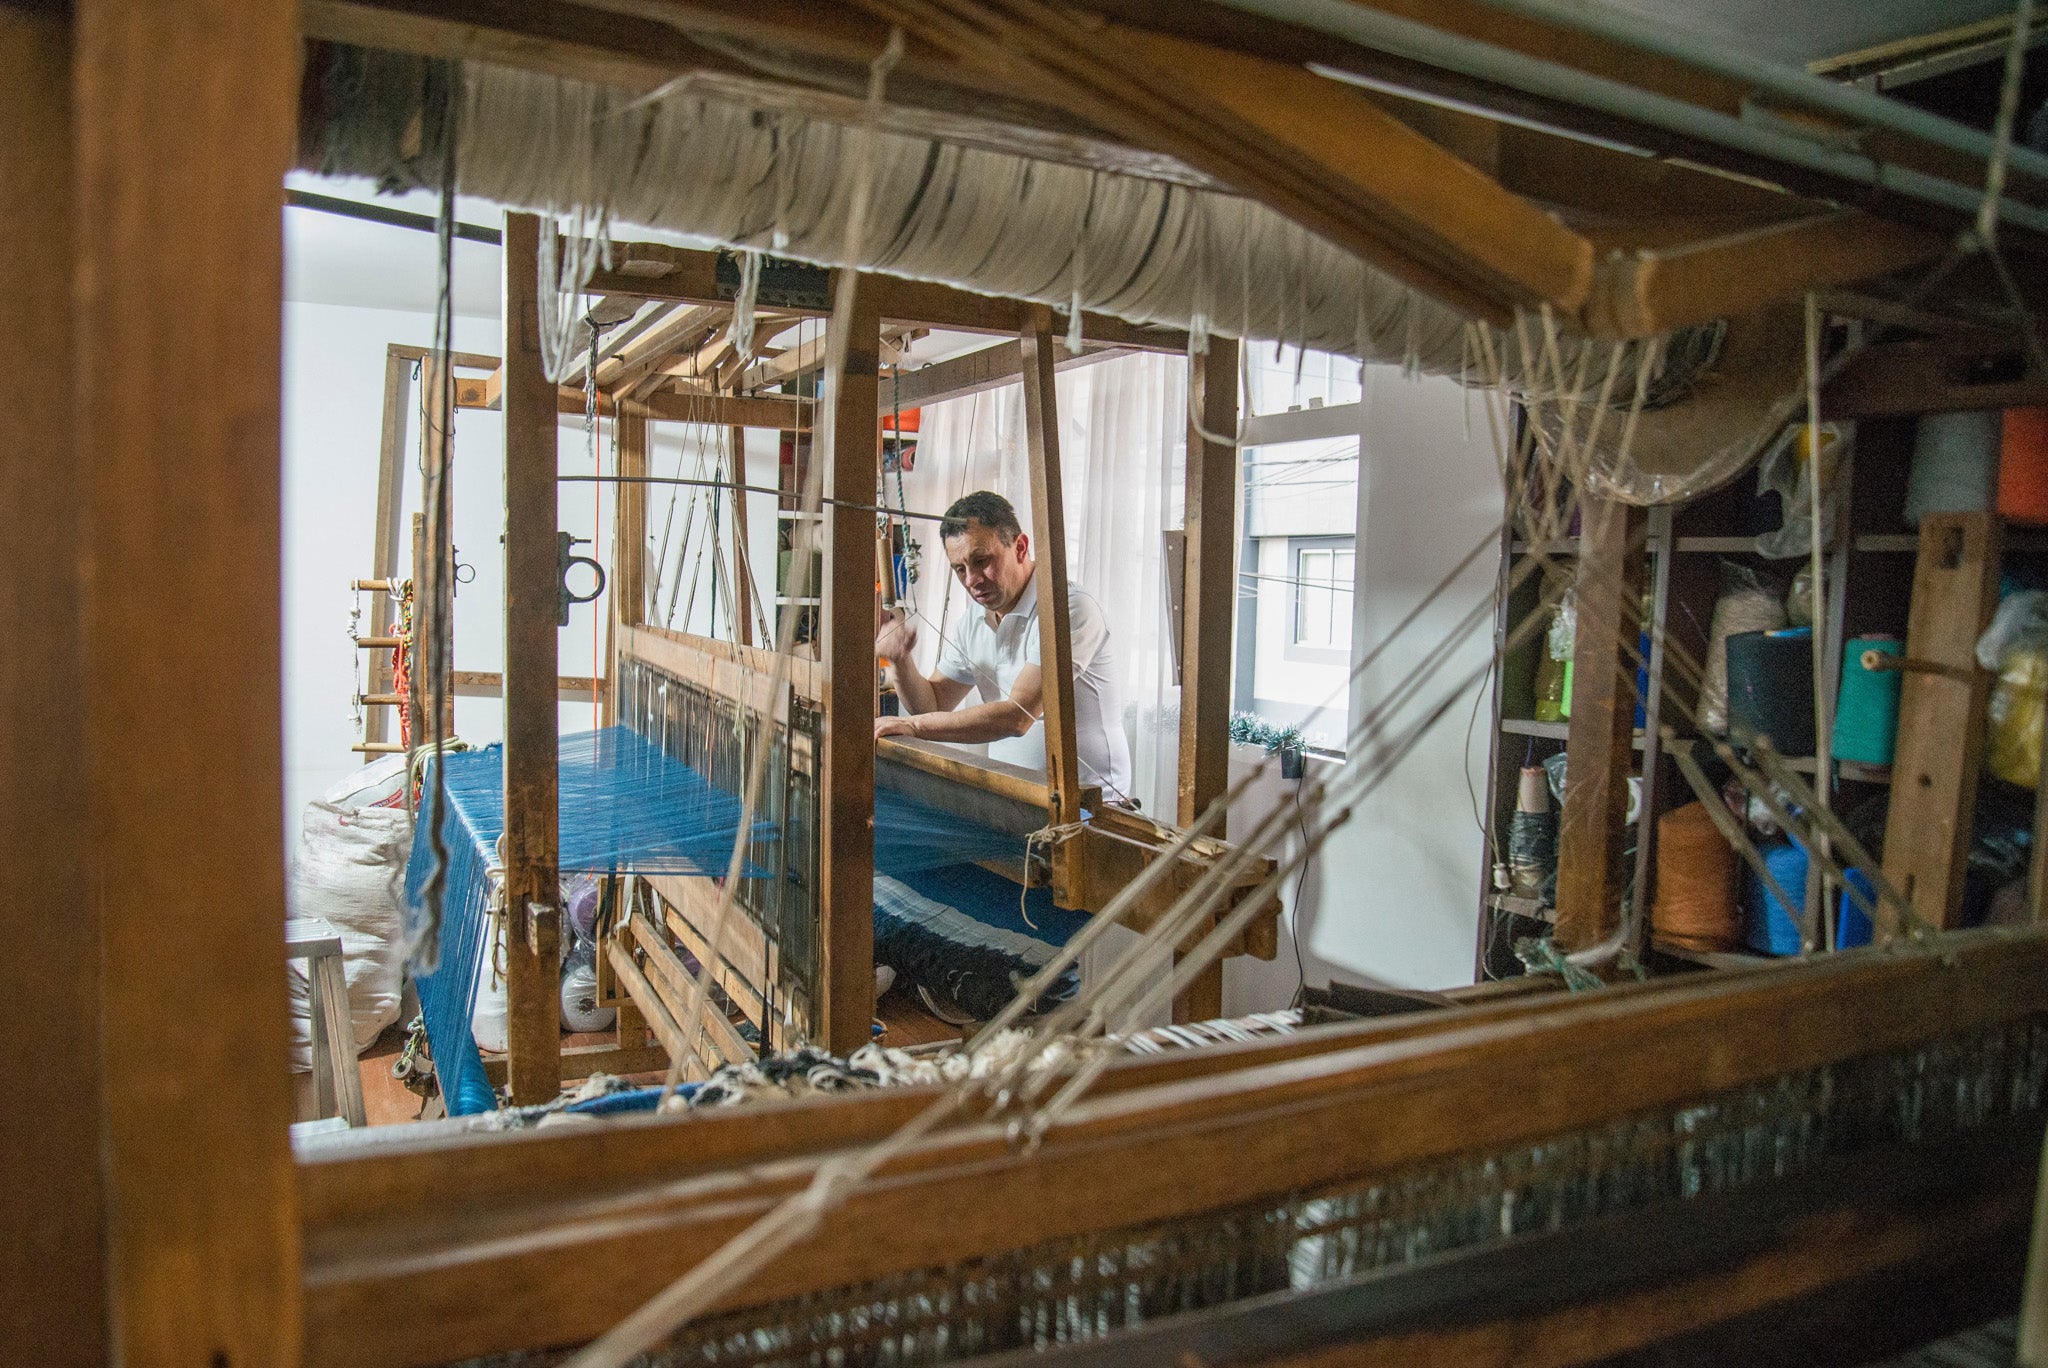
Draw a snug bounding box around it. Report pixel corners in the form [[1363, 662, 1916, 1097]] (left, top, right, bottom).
[[890, 352, 1191, 817]]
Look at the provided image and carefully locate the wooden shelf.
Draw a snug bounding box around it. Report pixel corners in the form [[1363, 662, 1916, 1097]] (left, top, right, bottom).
[[1501, 717, 1672, 753]]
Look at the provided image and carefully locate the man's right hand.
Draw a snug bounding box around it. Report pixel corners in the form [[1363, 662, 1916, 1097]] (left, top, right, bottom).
[[875, 609, 918, 662]]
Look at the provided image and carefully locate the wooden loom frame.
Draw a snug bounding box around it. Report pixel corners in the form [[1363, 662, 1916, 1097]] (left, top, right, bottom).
[[10, 3, 2048, 1367]]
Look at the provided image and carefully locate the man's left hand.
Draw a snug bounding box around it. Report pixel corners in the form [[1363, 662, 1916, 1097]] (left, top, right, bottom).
[[874, 715, 919, 740]]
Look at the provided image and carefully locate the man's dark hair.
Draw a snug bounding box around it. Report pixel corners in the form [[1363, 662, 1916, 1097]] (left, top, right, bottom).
[[940, 491, 1023, 543]]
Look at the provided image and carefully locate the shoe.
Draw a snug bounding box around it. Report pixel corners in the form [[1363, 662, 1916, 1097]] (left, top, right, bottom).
[[916, 983, 977, 1026]]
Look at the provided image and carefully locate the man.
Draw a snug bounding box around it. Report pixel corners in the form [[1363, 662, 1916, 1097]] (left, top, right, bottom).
[[874, 490, 1134, 804]]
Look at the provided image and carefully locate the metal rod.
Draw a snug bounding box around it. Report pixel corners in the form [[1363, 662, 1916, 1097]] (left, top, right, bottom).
[[1480, 0, 2048, 190], [1219, 0, 2048, 233], [285, 188, 502, 245], [560, 472, 955, 524]]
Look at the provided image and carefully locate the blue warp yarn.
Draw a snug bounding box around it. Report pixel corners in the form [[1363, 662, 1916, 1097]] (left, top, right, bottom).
[[404, 726, 1058, 1113]]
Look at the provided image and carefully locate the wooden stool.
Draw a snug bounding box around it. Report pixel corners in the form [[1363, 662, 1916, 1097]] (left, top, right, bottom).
[[286, 917, 366, 1127]]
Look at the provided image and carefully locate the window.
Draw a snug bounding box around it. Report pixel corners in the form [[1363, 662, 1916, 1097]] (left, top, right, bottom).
[[1292, 542, 1355, 651]]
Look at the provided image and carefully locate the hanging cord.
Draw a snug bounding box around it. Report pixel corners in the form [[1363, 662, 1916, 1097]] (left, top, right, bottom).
[[413, 68, 461, 972]]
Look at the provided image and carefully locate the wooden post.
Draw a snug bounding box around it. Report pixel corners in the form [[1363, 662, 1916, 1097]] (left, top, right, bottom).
[[1882, 511, 2002, 937], [73, 0, 302, 1360], [818, 278, 880, 1055], [607, 410, 649, 726], [502, 212, 563, 1104], [1020, 306, 1086, 906], [418, 358, 456, 742], [363, 347, 413, 748], [1, 13, 107, 1364], [1175, 337, 1239, 1022], [1555, 496, 1645, 952], [730, 425, 755, 648]]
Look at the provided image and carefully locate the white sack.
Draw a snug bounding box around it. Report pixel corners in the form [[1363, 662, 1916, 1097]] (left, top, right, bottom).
[[287, 796, 411, 1070]]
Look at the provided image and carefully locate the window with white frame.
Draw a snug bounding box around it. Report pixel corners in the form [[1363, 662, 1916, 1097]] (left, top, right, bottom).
[[1291, 540, 1355, 652]]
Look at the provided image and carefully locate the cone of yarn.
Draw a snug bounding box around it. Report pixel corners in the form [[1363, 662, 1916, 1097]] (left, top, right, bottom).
[[1697, 576, 1784, 735], [1725, 626, 1815, 756], [1832, 636, 1902, 766], [1906, 410, 1999, 526], [1652, 801, 1738, 952], [2000, 408, 2048, 527]]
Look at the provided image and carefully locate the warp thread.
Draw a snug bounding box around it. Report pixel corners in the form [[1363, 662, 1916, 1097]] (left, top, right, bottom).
[[301, 52, 1720, 416]]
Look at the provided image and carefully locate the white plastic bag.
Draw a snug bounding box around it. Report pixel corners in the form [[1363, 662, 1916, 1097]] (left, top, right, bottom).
[[286, 793, 411, 1069]]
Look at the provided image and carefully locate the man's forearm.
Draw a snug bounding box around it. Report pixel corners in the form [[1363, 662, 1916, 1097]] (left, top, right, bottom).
[[891, 664, 941, 716], [902, 699, 1035, 744]]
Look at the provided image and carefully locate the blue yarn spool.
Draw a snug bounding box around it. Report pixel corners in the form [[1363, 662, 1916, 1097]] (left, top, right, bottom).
[[1835, 867, 1879, 949], [1743, 840, 1809, 956], [1726, 626, 1815, 756], [1904, 409, 1999, 526], [1833, 636, 1903, 766]]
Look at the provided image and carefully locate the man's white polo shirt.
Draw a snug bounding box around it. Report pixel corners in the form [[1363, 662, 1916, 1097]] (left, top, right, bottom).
[[935, 578, 1135, 803]]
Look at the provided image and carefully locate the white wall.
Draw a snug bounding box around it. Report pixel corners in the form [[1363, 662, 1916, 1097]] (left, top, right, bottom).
[[1223, 368, 1499, 1008], [281, 298, 624, 846]]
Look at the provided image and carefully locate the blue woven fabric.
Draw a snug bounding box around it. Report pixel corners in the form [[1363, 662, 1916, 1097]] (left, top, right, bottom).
[[875, 866, 1086, 1019]]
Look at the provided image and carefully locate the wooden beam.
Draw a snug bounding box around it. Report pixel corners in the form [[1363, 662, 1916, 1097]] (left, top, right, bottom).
[[1824, 337, 2048, 419], [609, 410, 649, 722], [1019, 306, 1085, 906], [1881, 512, 2002, 936], [0, 12, 105, 1364], [597, 303, 722, 392], [501, 211, 564, 1105], [583, 241, 1190, 352], [818, 279, 880, 1055], [295, 929, 2048, 1367], [1554, 497, 1645, 952], [74, 0, 302, 1361], [870, 3, 1583, 323], [1585, 213, 1948, 338], [419, 361, 457, 742], [729, 425, 755, 646], [362, 348, 412, 748], [887, 337, 1129, 409], [1174, 337, 1239, 1022]]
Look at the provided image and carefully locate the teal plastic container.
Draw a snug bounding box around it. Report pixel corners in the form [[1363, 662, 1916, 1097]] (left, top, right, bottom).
[[1833, 636, 1903, 766]]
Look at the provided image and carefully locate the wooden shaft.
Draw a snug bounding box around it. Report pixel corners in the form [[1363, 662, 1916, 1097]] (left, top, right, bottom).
[[364, 349, 411, 748], [1881, 511, 2001, 936], [1555, 497, 1646, 952], [352, 635, 404, 649], [1175, 337, 1239, 1023], [71, 0, 304, 1360], [501, 211, 562, 1105], [1020, 305, 1085, 907], [818, 274, 879, 1055], [608, 409, 648, 726], [2, 12, 108, 1362], [729, 425, 755, 648]]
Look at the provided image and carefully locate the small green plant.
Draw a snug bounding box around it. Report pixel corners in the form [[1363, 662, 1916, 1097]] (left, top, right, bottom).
[[1229, 712, 1304, 755]]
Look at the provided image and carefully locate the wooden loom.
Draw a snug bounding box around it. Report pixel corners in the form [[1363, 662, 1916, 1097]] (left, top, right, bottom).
[[12, 3, 2048, 1368]]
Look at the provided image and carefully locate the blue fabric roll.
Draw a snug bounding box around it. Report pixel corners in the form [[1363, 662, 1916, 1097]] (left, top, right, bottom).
[[875, 866, 1087, 1019]]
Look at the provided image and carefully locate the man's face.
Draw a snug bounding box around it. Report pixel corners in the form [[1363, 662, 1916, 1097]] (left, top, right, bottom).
[[943, 521, 1032, 614]]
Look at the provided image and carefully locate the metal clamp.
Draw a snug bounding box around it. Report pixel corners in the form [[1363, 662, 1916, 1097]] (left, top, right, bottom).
[[557, 532, 607, 625]]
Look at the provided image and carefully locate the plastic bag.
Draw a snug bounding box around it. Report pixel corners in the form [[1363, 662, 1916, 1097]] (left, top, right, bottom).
[[286, 792, 411, 1070], [559, 939, 616, 1033], [1698, 561, 1785, 735], [1755, 422, 1847, 560]]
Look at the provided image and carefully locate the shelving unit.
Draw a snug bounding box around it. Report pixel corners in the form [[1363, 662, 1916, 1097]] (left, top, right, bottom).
[[1474, 413, 1974, 979]]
